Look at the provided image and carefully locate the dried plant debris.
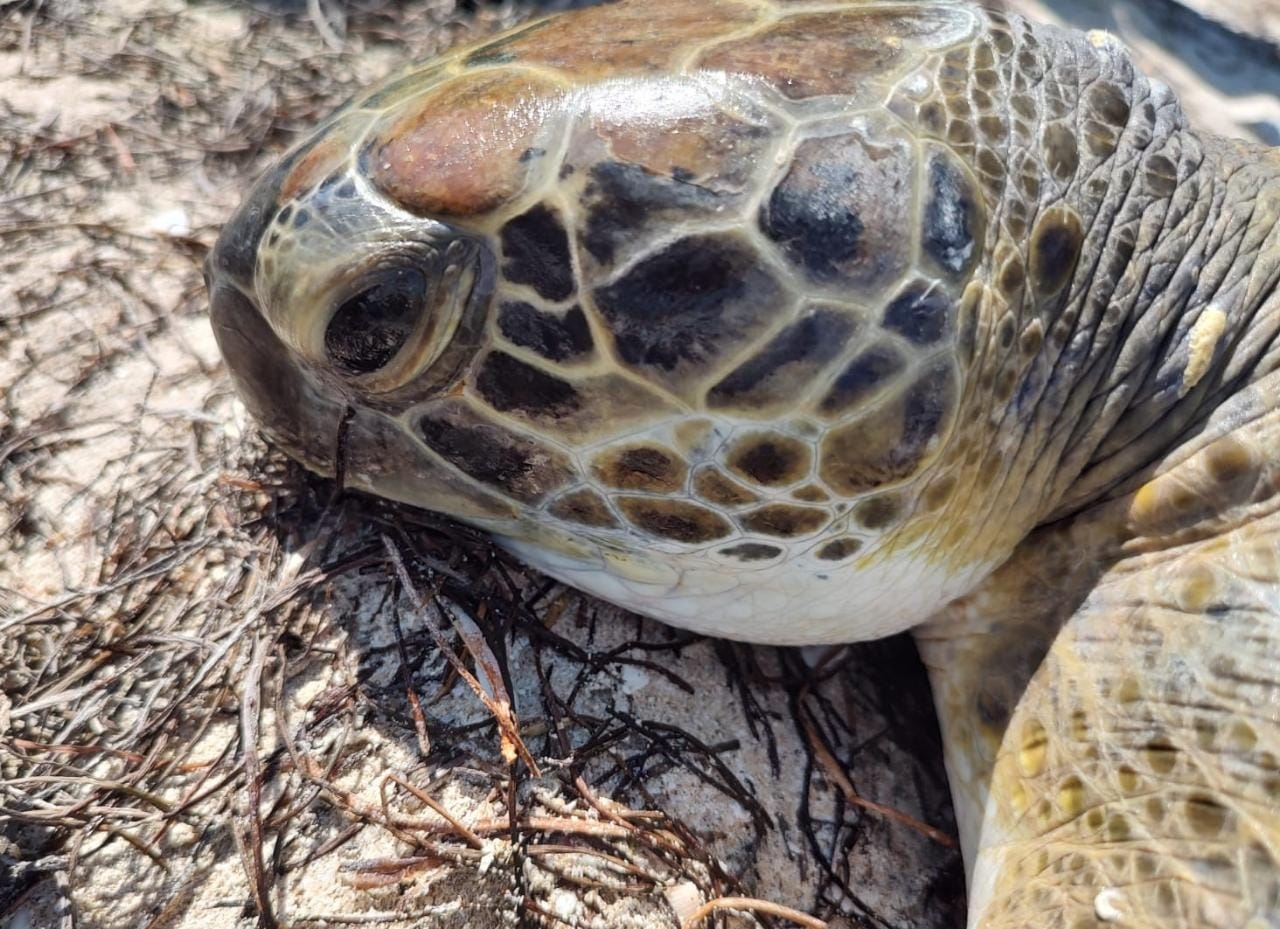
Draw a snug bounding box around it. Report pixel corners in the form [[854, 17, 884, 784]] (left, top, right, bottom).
[[0, 1, 1269, 928]]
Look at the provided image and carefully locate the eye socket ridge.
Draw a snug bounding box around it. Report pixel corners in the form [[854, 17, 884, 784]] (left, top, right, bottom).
[[324, 265, 429, 375]]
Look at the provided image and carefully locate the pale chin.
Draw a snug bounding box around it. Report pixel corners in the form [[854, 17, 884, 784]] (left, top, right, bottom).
[[498, 533, 991, 646]]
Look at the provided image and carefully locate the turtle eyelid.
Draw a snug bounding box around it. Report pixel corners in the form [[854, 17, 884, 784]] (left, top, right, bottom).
[[324, 266, 428, 375]]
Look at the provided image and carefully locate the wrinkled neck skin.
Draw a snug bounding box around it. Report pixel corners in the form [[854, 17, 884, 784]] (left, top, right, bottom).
[[913, 22, 1280, 907], [946, 24, 1280, 543], [1046, 133, 1280, 517]]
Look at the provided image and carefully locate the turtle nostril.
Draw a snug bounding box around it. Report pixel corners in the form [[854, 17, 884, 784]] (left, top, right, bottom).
[[324, 266, 428, 375]]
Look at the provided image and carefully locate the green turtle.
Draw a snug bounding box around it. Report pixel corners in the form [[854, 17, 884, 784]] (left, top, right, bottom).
[[205, 0, 1280, 924]]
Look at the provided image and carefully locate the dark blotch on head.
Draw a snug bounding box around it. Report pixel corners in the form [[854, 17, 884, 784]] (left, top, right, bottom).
[[500, 203, 576, 302], [497, 301, 593, 362], [854, 494, 902, 529], [995, 314, 1016, 349], [883, 281, 952, 345], [815, 537, 862, 561], [760, 126, 913, 288], [975, 688, 1010, 727], [726, 434, 811, 487], [922, 475, 955, 512], [922, 150, 981, 276], [419, 412, 573, 503], [618, 497, 732, 544], [593, 233, 781, 374], [1030, 206, 1084, 297], [719, 542, 782, 562], [324, 267, 426, 375], [902, 364, 955, 456], [355, 63, 447, 111], [819, 361, 956, 494], [762, 158, 861, 281], [707, 307, 856, 410], [998, 255, 1026, 296], [475, 351, 580, 419], [455, 16, 552, 70], [739, 504, 827, 538], [583, 161, 722, 265], [819, 343, 905, 416], [694, 468, 760, 506], [593, 444, 687, 492], [548, 487, 619, 528]]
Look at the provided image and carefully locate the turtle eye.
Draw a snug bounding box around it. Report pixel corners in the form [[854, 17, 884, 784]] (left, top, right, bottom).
[[324, 266, 428, 375]]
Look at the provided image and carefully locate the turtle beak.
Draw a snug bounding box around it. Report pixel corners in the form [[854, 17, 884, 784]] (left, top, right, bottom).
[[208, 277, 347, 478], [206, 151, 348, 477]]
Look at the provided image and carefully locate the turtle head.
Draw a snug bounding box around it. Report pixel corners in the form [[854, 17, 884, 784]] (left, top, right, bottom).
[[206, 120, 515, 523], [208, 5, 1061, 644]]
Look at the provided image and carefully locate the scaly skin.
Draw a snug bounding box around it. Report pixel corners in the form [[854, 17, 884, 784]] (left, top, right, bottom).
[[205, 1, 1280, 925], [919, 384, 1280, 926]]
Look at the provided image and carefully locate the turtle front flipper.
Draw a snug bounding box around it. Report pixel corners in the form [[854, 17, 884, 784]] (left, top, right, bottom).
[[916, 388, 1280, 928]]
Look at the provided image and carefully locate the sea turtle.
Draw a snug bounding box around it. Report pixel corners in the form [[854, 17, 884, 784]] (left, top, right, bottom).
[[205, 0, 1280, 925]]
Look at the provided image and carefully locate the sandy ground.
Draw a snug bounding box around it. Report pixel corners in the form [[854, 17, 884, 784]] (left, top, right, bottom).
[[0, 2, 1276, 929]]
